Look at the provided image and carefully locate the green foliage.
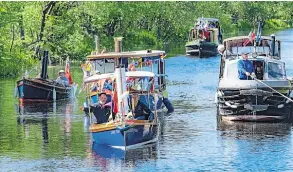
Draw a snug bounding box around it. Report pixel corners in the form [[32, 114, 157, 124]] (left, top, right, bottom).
[[0, 1, 292, 77]]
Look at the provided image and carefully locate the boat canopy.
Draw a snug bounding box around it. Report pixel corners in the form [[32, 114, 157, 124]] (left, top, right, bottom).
[[126, 71, 155, 77], [84, 73, 114, 83], [87, 50, 165, 60], [195, 18, 220, 29], [84, 71, 155, 83]]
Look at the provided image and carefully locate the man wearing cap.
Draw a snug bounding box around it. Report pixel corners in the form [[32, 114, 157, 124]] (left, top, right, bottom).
[[237, 53, 255, 80], [56, 70, 70, 86]]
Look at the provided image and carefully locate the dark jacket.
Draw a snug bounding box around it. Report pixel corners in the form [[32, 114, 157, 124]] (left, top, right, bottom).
[[132, 101, 153, 120], [84, 103, 115, 124]]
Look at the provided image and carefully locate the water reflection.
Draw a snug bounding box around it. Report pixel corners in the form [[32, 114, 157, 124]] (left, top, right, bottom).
[[15, 100, 78, 145], [91, 143, 158, 161], [217, 118, 292, 139]]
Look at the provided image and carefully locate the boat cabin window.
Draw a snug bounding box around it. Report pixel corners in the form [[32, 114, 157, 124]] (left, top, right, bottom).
[[225, 61, 239, 79], [267, 62, 285, 80], [253, 61, 264, 80], [93, 59, 115, 74], [231, 46, 270, 55], [126, 77, 153, 92]]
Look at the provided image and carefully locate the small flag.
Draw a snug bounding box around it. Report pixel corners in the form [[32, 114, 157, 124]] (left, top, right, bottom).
[[243, 31, 256, 47], [65, 57, 73, 84]]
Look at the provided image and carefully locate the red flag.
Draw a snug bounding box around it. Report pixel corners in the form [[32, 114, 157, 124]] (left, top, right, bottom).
[[65, 57, 73, 84], [243, 31, 256, 47]]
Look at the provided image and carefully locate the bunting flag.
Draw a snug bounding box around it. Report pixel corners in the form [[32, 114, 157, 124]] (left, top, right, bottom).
[[243, 31, 256, 47], [65, 57, 73, 84], [144, 59, 153, 66]]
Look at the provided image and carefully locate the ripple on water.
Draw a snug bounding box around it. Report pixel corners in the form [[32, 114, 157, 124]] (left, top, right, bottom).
[[2, 30, 293, 171]]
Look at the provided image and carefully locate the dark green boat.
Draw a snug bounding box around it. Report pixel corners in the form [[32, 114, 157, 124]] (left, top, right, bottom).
[[185, 18, 223, 57]]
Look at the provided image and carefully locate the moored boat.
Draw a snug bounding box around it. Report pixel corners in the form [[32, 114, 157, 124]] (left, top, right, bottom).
[[16, 51, 77, 103], [185, 18, 223, 57], [216, 25, 293, 122]]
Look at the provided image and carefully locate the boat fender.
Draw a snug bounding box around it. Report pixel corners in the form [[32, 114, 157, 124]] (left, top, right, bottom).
[[14, 86, 18, 98], [53, 87, 56, 101], [163, 98, 174, 113], [277, 104, 284, 109]]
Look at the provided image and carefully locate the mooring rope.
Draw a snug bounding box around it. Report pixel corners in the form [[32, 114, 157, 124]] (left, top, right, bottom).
[[253, 77, 293, 103]]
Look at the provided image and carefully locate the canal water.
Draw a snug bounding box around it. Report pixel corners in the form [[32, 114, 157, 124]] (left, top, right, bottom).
[[1, 29, 293, 171]]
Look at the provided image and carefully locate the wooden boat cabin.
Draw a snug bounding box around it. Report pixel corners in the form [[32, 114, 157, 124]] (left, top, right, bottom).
[[82, 37, 173, 113]]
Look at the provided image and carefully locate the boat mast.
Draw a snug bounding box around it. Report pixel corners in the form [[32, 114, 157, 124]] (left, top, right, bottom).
[[113, 36, 129, 118]]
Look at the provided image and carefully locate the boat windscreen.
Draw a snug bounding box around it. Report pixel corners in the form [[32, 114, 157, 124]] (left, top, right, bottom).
[[267, 62, 286, 80], [231, 46, 271, 55]]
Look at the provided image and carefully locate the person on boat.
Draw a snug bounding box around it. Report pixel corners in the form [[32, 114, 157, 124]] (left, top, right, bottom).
[[81, 60, 92, 77], [203, 23, 210, 41], [103, 79, 113, 91], [198, 30, 204, 39], [128, 63, 136, 71], [130, 94, 154, 121], [83, 92, 115, 124], [56, 70, 69, 86], [237, 53, 256, 80], [218, 44, 232, 57]]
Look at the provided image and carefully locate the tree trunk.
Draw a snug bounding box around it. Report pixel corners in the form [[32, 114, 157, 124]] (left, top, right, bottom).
[[19, 16, 25, 40], [39, 1, 56, 41], [10, 25, 15, 53]]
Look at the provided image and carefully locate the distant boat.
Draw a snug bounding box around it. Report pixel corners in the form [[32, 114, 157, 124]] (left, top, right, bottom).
[[185, 18, 223, 57], [16, 51, 77, 103], [216, 25, 293, 122]]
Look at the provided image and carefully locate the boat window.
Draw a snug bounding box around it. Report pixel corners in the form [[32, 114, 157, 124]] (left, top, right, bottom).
[[253, 61, 264, 80], [127, 77, 152, 92], [225, 62, 239, 79], [94, 59, 115, 74], [267, 62, 285, 80], [231, 46, 270, 55]]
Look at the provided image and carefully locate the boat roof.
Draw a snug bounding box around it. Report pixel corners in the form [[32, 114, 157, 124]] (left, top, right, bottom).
[[197, 18, 219, 22], [223, 36, 274, 43], [86, 50, 165, 60], [126, 71, 155, 77], [84, 71, 155, 83]]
